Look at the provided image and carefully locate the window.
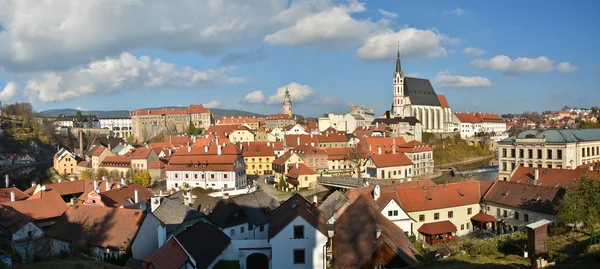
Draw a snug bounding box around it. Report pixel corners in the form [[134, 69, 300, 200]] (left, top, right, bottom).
[[305, 176, 308, 181], [466, 223, 470, 229], [388, 211, 393, 216], [511, 149, 515, 157], [224, 174, 228, 179], [528, 149, 533, 159], [497, 208, 501, 216], [185, 174, 189, 179], [557, 149, 563, 160], [393, 210, 398, 216], [240, 226, 244, 233], [293, 225, 304, 239], [487, 206, 490, 211], [211, 174, 215, 179], [548, 149, 553, 159], [548, 164, 552, 169], [448, 211, 454, 218], [538, 149, 542, 159], [514, 212, 519, 220], [502, 148, 507, 157], [260, 225, 265, 232], [194, 174, 198, 179], [524, 214, 529, 222], [503, 210, 507, 218], [519, 149, 524, 158], [461, 224, 464, 230], [293, 249, 305, 264], [175, 174, 178, 179], [419, 214, 425, 222], [467, 208, 473, 215], [249, 224, 254, 230], [434, 213, 439, 220], [502, 162, 507, 171], [230, 229, 235, 236]]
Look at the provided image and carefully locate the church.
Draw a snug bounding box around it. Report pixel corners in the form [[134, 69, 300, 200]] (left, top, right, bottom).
[[387, 48, 454, 133]]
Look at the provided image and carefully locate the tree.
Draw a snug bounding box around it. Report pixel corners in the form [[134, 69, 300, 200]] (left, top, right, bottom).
[[344, 145, 367, 178], [125, 135, 134, 142], [187, 120, 196, 135], [96, 168, 109, 179], [557, 175, 600, 228], [125, 169, 133, 180], [109, 170, 120, 179], [75, 111, 83, 125], [80, 169, 94, 179], [278, 175, 286, 188], [133, 171, 152, 186]]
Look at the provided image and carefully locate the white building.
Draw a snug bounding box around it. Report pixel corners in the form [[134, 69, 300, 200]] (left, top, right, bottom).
[[165, 143, 247, 190], [318, 113, 367, 133], [285, 124, 309, 135], [99, 117, 132, 138], [454, 112, 507, 140]]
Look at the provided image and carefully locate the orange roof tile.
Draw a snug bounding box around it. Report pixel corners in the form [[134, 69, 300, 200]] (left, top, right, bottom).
[[239, 142, 276, 157], [286, 163, 316, 178], [125, 148, 154, 159], [0, 187, 30, 203], [396, 140, 433, 153], [266, 113, 293, 120], [507, 166, 600, 188], [131, 104, 210, 116], [454, 113, 482, 124], [91, 146, 108, 157], [369, 153, 413, 168], [100, 156, 132, 167], [0, 190, 67, 227], [437, 95, 451, 109], [218, 117, 265, 125]]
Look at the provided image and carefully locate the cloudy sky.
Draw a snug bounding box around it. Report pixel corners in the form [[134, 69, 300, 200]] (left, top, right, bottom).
[[0, 0, 598, 116]]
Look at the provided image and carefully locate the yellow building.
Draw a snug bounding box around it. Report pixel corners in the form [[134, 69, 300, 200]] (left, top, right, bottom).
[[229, 126, 255, 143], [53, 148, 78, 175], [241, 142, 275, 176], [272, 150, 303, 179], [285, 163, 317, 190]]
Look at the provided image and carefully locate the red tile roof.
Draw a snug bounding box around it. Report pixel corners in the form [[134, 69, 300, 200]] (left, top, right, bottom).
[[476, 113, 505, 123], [396, 140, 433, 153], [268, 193, 327, 240], [364, 137, 407, 154], [507, 166, 600, 188], [131, 104, 210, 116], [417, 220, 457, 235], [91, 146, 108, 157], [204, 125, 237, 138], [0, 190, 67, 227], [483, 180, 562, 214], [164, 136, 193, 147], [369, 153, 413, 168], [266, 113, 293, 120], [100, 156, 132, 167], [99, 184, 152, 207], [293, 144, 328, 155], [333, 194, 419, 268], [218, 117, 265, 125], [285, 163, 316, 178], [47, 205, 145, 251], [143, 239, 189, 269], [77, 161, 89, 167], [454, 113, 482, 124], [345, 180, 436, 204], [239, 142, 276, 157], [149, 159, 168, 169], [471, 212, 496, 223], [437, 95, 451, 109], [125, 148, 154, 159], [0, 187, 30, 203]]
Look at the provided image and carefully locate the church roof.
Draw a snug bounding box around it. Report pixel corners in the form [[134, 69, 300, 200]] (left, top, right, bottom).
[[404, 77, 441, 106]]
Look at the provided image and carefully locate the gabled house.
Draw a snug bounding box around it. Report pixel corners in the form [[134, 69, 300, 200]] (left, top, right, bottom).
[[91, 146, 115, 171], [365, 153, 414, 179], [285, 163, 317, 190], [229, 125, 255, 143], [47, 205, 161, 261], [269, 193, 328, 269], [240, 141, 276, 176], [332, 194, 419, 268], [99, 156, 132, 178], [53, 148, 78, 175], [0, 187, 30, 203], [152, 198, 205, 236], [0, 205, 47, 262], [267, 127, 286, 142], [126, 148, 159, 171]]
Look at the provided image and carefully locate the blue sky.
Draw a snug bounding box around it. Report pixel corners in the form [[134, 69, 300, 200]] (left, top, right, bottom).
[[0, 0, 598, 116]]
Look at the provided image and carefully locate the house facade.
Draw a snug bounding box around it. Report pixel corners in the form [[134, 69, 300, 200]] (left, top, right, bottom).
[[54, 148, 78, 175]]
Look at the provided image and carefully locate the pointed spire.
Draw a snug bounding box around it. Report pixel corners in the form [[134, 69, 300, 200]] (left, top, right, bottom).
[[395, 41, 402, 74]]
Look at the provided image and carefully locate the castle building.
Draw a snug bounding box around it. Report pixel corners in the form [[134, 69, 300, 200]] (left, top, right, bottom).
[[283, 88, 292, 116], [130, 104, 212, 141], [389, 47, 453, 133]]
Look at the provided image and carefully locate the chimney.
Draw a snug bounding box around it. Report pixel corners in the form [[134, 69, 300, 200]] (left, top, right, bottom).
[[392, 137, 396, 154], [223, 193, 230, 199], [376, 227, 381, 239], [378, 147, 382, 155], [4, 175, 8, 188], [157, 223, 167, 247], [204, 146, 208, 153], [535, 169, 539, 181], [311, 142, 315, 147], [267, 141, 271, 147], [58, 178, 63, 183], [218, 145, 222, 155], [297, 137, 300, 145], [10, 191, 15, 202], [105, 181, 110, 190], [589, 165, 594, 171], [79, 130, 84, 159], [121, 178, 127, 186], [102, 176, 108, 181], [134, 189, 139, 203], [376, 122, 379, 128], [296, 162, 299, 169], [93, 180, 98, 191], [188, 146, 191, 153], [374, 185, 381, 201], [312, 195, 318, 207], [108, 143, 112, 151], [186, 191, 192, 206]]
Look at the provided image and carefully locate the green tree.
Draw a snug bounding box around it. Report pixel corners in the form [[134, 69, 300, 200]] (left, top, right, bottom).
[[96, 168, 109, 179], [133, 171, 152, 186], [80, 169, 94, 179], [75, 111, 83, 125], [187, 120, 196, 135], [278, 175, 286, 188], [125, 135, 135, 142], [125, 169, 133, 180], [557, 175, 600, 228]]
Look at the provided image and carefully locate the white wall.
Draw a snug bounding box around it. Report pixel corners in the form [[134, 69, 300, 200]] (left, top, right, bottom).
[[484, 202, 556, 229], [270, 216, 328, 269], [131, 213, 161, 259], [167, 169, 247, 190], [381, 199, 414, 233], [12, 222, 46, 262]]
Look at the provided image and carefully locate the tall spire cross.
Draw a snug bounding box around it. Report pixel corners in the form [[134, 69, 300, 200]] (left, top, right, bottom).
[[395, 41, 402, 74]]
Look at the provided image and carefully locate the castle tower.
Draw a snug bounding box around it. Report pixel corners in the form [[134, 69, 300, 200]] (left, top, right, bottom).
[[392, 43, 405, 117], [283, 87, 292, 116]]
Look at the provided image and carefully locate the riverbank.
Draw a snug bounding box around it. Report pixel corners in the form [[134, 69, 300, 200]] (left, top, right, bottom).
[[436, 155, 494, 169]]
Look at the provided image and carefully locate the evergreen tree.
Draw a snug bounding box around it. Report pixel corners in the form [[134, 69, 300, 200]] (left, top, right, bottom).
[[187, 120, 196, 135]]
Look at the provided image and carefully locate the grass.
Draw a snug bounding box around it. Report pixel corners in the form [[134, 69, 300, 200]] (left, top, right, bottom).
[[23, 259, 125, 269]]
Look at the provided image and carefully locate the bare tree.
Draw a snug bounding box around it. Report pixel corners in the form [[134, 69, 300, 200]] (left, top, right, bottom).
[[344, 146, 368, 178]]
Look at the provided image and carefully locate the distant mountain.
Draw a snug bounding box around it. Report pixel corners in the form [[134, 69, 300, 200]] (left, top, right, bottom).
[[38, 107, 266, 119]]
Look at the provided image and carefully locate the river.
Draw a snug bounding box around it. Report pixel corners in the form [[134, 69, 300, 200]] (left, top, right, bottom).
[[433, 157, 499, 184], [0, 163, 53, 190]]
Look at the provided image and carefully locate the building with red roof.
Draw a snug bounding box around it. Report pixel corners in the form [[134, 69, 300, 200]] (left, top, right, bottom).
[[265, 113, 295, 129], [217, 116, 265, 130], [131, 104, 212, 141], [285, 163, 317, 190]]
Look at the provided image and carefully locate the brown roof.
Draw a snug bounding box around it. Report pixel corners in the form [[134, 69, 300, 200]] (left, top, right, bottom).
[[392, 181, 484, 212], [0, 190, 67, 227], [285, 163, 316, 178], [417, 220, 457, 235], [175, 221, 231, 269], [345, 180, 435, 204], [148, 142, 175, 150], [266, 113, 293, 120], [396, 140, 433, 153], [333, 194, 419, 268], [91, 146, 108, 157], [77, 161, 89, 167], [268, 193, 327, 240], [219, 117, 265, 125], [0, 205, 33, 234], [369, 153, 413, 168], [508, 166, 600, 188], [164, 136, 193, 147], [142, 239, 189, 269], [126, 148, 154, 159], [454, 113, 482, 124], [437, 95, 451, 109], [131, 104, 210, 116], [293, 144, 327, 155], [47, 205, 145, 251], [240, 142, 276, 157], [204, 125, 237, 138], [482, 180, 563, 214], [0, 187, 30, 203], [99, 184, 153, 207], [149, 159, 168, 169], [471, 212, 496, 223], [100, 156, 131, 167], [272, 150, 294, 166], [365, 137, 407, 154]]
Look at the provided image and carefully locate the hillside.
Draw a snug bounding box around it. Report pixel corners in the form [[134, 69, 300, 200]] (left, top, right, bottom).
[[39, 107, 266, 119]]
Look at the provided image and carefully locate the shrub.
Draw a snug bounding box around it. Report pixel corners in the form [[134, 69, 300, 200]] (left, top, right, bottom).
[[192, 187, 214, 195]]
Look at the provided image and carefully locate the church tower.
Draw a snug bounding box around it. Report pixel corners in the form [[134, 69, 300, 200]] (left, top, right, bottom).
[[283, 87, 292, 116], [392, 43, 405, 117]]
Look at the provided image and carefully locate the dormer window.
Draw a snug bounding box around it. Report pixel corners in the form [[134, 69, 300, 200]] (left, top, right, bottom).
[[293, 225, 304, 239]]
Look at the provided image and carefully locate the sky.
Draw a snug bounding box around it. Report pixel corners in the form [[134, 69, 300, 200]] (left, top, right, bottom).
[[0, 0, 598, 117]]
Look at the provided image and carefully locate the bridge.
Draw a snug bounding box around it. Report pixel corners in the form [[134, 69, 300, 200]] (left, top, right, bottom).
[[317, 176, 412, 189]]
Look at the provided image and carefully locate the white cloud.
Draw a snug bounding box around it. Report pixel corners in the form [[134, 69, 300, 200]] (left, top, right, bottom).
[[357, 28, 459, 61], [23, 52, 243, 102], [241, 90, 265, 104], [378, 9, 397, 19], [266, 82, 316, 105], [0, 81, 18, 102], [433, 70, 492, 88], [202, 100, 221, 108], [470, 55, 554, 75], [75, 106, 84, 111], [463, 46, 486, 56], [447, 8, 466, 16], [557, 62, 578, 73]]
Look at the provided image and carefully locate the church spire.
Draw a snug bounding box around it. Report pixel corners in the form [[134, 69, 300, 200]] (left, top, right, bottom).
[[395, 41, 402, 74]]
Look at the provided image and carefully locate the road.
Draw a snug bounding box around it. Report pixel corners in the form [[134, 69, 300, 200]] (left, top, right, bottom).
[[255, 175, 324, 202]]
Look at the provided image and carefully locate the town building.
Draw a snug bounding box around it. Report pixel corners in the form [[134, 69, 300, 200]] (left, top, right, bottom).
[[265, 113, 296, 129], [53, 114, 100, 129], [454, 112, 507, 140], [90, 146, 115, 171], [283, 88, 293, 117], [267, 127, 286, 142], [99, 117, 132, 138], [165, 143, 247, 190], [497, 129, 600, 181], [240, 142, 276, 176], [130, 104, 212, 141], [365, 153, 413, 179], [332, 194, 419, 268], [285, 124, 309, 135], [53, 148, 78, 175], [126, 148, 159, 171], [318, 190, 350, 226], [396, 140, 434, 177], [387, 48, 454, 133], [0, 205, 47, 262], [99, 156, 131, 178], [0, 190, 68, 229], [285, 163, 317, 190], [349, 105, 376, 126], [229, 126, 255, 143], [318, 113, 368, 134], [217, 116, 265, 130], [372, 117, 423, 142]]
